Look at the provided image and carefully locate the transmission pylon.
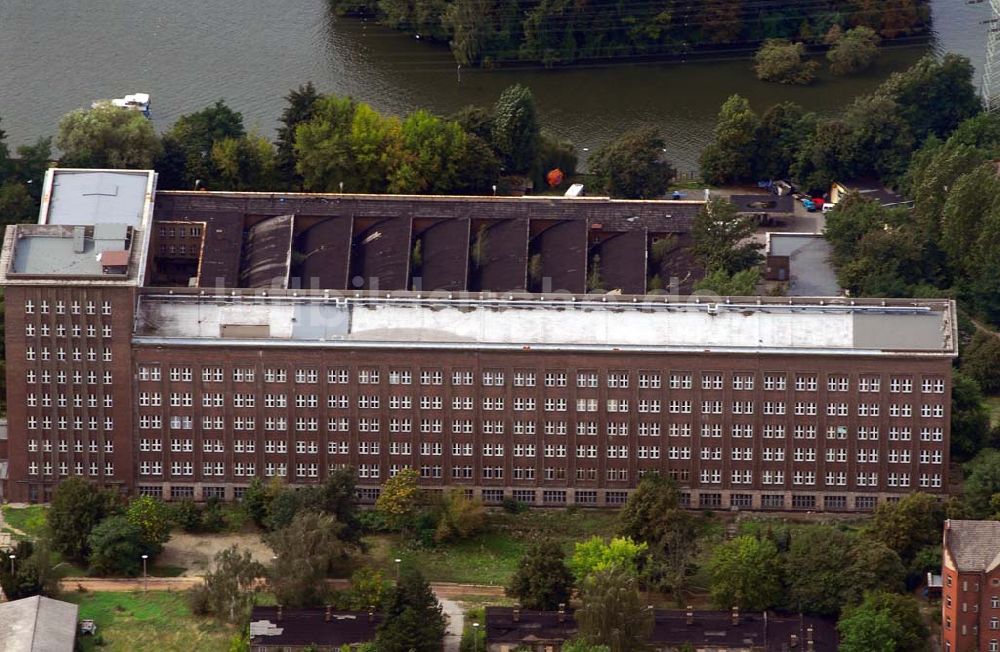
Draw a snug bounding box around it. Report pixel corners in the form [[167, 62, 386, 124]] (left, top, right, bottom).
[[984, 0, 1000, 111]]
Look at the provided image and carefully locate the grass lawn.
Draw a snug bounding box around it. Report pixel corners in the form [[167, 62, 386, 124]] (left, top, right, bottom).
[[66, 591, 237, 652], [2, 504, 47, 539], [368, 508, 620, 585]]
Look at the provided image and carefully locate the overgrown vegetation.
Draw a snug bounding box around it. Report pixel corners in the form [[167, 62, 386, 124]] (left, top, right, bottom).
[[327, 0, 930, 68], [68, 591, 237, 652]]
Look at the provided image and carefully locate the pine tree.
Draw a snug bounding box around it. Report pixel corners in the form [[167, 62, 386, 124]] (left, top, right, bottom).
[[375, 566, 446, 652]]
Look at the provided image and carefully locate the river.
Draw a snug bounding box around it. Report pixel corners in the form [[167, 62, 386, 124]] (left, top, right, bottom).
[[0, 0, 989, 172]]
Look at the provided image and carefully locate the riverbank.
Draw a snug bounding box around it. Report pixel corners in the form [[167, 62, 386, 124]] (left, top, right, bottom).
[[0, 0, 985, 171]]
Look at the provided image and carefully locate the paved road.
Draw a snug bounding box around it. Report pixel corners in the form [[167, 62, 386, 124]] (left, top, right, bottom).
[[439, 596, 464, 652]]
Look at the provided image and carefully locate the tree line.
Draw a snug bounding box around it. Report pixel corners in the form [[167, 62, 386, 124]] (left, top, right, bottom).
[[502, 474, 947, 652], [328, 0, 930, 68], [700, 53, 981, 193], [49, 83, 576, 197]]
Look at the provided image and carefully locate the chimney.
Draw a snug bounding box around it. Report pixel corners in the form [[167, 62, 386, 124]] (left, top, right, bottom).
[[558, 604, 566, 623], [686, 606, 694, 626], [325, 605, 332, 622], [731, 606, 739, 626], [806, 624, 815, 652], [513, 608, 520, 622], [277, 605, 283, 622], [790, 633, 799, 648]]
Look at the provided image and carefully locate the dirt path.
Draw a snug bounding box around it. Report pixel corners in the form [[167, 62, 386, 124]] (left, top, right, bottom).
[[0, 507, 29, 549], [61, 577, 506, 598], [970, 317, 1000, 340]]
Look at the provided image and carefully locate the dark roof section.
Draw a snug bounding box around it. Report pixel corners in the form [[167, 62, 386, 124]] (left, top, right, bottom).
[[944, 519, 1000, 572], [485, 607, 576, 643], [532, 219, 588, 294], [485, 607, 838, 652], [836, 180, 912, 208], [591, 228, 648, 294], [294, 216, 353, 290], [473, 218, 528, 292], [416, 218, 471, 292], [249, 607, 380, 648], [239, 215, 292, 289], [152, 192, 702, 293], [350, 216, 412, 291]]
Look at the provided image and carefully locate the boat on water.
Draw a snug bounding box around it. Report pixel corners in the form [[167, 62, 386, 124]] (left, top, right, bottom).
[[92, 92, 151, 118]]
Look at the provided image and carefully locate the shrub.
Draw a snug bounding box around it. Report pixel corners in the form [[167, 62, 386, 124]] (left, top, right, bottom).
[[754, 40, 819, 85]]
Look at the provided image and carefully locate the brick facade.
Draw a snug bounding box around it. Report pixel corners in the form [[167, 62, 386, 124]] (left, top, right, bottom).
[[942, 521, 1000, 652], [4, 300, 952, 508]]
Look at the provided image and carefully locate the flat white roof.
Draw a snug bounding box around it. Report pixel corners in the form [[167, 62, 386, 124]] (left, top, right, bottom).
[[134, 295, 956, 356], [40, 169, 155, 228], [2, 169, 158, 286]]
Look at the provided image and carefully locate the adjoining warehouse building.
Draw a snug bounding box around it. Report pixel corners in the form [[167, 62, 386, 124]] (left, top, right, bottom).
[[0, 170, 957, 510]]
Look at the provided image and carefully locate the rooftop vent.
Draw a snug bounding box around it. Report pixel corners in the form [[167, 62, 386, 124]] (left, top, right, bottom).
[[73, 227, 86, 253]]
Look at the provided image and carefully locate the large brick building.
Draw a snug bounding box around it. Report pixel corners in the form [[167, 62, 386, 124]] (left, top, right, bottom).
[[942, 520, 1000, 652], [0, 169, 957, 509]]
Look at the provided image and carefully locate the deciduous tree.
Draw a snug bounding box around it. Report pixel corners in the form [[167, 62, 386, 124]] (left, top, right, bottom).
[[865, 492, 944, 564], [507, 539, 574, 610], [126, 495, 173, 556], [754, 102, 811, 181], [575, 566, 653, 652], [375, 467, 421, 531], [875, 54, 980, 143], [962, 330, 1000, 394], [837, 592, 928, 652], [87, 515, 147, 576], [48, 477, 118, 564], [434, 489, 487, 543], [700, 95, 760, 185], [753, 40, 819, 85], [618, 474, 700, 599], [161, 100, 246, 189], [692, 198, 764, 276], [0, 540, 58, 600], [950, 371, 991, 461], [193, 545, 266, 623], [211, 134, 277, 191], [568, 536, 647, 582], [707, 536, 782, 611], [694, 268, 760, 296], [827, 26, 879, 76], [962, 449, 1000, 518], [265, 511, 346, 607], [57, 104, 162, 169], [588, 127, 675, 199]]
